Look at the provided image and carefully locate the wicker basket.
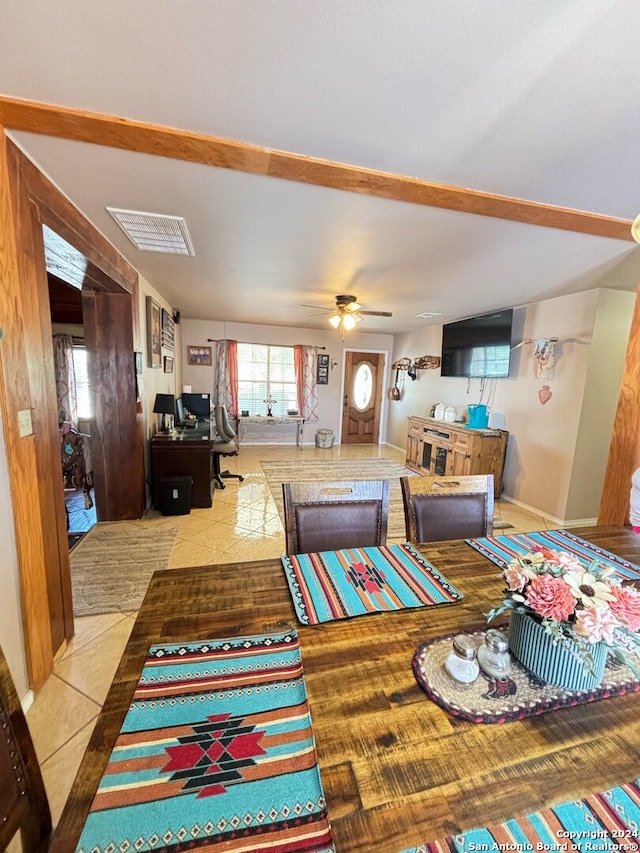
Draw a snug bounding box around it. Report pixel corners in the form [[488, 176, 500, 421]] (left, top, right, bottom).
[[315, 429, 335, 448]]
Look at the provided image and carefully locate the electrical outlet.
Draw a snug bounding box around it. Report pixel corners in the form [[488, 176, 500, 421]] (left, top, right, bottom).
[[18, 409, 33, 437]]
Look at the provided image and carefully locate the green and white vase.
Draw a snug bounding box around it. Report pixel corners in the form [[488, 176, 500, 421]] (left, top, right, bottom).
[[508, 610, 608, 691]]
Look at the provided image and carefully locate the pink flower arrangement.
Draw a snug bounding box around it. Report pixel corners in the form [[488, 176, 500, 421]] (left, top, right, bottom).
[[487, 547, 640, 675]]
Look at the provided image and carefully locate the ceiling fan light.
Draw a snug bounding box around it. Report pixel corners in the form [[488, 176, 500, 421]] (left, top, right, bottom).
[[329, 314, 342, 328], [342, 314, 357, 330]]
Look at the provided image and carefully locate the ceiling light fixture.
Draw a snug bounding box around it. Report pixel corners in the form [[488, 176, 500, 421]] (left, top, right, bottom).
[[632, 214, 640, 244]]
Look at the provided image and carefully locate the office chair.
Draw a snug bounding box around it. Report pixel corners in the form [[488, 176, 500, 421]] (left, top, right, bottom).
[[212, 405, 245, 489], [282, 480, 390, 554], [400, 474, 494, 543], [0, 643, 53, 852]]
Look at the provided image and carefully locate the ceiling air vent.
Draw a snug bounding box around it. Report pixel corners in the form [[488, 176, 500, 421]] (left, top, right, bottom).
[[106, 208, 195, 255]]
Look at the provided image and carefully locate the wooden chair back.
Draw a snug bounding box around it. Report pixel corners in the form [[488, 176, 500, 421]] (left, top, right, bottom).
[[0, 644, 51, 852], [400, 474, 494, 543], [282, 480, 390, 554]]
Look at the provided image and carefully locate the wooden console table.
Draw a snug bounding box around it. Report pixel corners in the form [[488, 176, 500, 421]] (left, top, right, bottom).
[[238, 415, 305, 447]]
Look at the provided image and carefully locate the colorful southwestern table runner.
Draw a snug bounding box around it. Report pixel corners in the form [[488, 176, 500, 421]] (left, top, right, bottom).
[[75, 630, 334, 853], [467, 528, 640, 581], [281, 542, 463, 625], [413, 628, 640, 724], [399, 776, 640, 852]]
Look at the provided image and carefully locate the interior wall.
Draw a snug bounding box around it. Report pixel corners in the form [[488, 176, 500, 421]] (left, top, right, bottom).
[[180, 319, 394, 442], [386, 288, 635, 523], [0, 408, 29, 700]]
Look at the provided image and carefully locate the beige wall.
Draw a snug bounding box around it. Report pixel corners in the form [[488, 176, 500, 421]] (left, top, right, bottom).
[[386, 288, 635, 523], [0, 408, 29, 700], [180, 319, 394, 442]]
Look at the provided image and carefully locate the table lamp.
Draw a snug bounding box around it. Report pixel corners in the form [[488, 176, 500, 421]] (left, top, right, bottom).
[[153, 393, 175, 433]]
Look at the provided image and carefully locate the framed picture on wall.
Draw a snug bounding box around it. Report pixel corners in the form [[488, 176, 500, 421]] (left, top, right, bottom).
[[161, 308, 175, 351], [163, 356, 174, 373], [316, 353, 330, 385], [187, 345, 212, 366], [146, 296, 162, 368]]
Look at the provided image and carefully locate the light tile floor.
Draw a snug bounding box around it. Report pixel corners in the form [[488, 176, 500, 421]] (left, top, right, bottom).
[[28, 444, 553, 827]]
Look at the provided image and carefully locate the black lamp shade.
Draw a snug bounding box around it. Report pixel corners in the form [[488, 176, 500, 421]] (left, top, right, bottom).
[[153, 393, 175, 415]]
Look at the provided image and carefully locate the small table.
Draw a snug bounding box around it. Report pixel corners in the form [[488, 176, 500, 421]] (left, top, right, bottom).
[[238, 415, 305, 447]]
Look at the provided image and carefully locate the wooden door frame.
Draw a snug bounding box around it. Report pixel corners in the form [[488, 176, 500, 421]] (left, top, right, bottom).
[[1, 132, 144, 690], [338, 348, 389, 444]]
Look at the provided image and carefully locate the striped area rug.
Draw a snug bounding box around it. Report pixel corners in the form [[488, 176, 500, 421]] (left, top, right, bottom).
[[467, 528, 640, 581], [261, 458, 417, 541], [75, 630, 333, 853], [400, 776, 640, 852]]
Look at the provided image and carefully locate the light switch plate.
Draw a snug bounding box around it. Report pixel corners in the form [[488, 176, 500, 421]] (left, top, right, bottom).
[[18, 409, 33, 437]]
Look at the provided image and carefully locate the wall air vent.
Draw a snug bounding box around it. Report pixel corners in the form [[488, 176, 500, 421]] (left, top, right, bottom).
[[106, 208, 195, 255]]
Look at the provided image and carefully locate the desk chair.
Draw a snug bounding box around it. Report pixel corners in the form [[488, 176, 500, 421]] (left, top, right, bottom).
[[283, 480, 390, 554], [401, 474, 494, 543], [212, 405, 245, 489], [1, 643, 52, 852]]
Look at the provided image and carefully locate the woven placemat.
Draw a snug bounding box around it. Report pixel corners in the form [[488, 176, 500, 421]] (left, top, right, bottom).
[[412, 628, 640, 723]]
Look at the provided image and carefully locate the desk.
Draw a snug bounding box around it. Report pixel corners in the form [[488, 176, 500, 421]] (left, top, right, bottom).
[[150, 421, 214, 508], [238, 414, 305, 446], [51, 527, 640, 853]]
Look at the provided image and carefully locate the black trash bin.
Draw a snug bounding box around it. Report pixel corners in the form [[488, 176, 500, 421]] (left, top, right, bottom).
[[159, 475, 193, 515]]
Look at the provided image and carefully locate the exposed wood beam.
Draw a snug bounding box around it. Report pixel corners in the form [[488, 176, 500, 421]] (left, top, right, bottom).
[[0, 95, 634, 241]]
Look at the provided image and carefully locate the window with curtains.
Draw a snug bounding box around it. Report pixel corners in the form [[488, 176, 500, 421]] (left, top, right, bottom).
[[72, 345, 92, 419], [237, 343, 297, 417]]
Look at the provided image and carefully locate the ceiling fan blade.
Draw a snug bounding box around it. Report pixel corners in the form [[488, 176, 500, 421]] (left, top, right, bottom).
[[301, 303, 331, 312], [359, 310, 393, 317]]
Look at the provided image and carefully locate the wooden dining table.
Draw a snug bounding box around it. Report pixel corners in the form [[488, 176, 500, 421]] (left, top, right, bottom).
[[50, 526, 640, 853]]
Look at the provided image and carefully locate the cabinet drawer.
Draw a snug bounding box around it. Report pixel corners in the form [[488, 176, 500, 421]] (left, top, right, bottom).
[[454, 432, 470, 448]]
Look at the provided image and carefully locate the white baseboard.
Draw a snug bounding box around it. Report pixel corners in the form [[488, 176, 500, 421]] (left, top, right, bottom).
[[500, 494, 597, 528], [21, 689, 34, 714]]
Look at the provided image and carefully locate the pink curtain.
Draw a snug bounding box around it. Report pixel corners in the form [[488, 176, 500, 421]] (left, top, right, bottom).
[[53, 334, 78, 428], [213, 339, 238, 418], [294, 344, 319, 422]]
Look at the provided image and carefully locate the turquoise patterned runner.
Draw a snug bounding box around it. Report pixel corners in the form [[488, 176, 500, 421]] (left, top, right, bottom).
[[466, 528, 640, 580], [282, 542, 463, 625], [399, 776, 640, 852], [75, 630, 334, 853]]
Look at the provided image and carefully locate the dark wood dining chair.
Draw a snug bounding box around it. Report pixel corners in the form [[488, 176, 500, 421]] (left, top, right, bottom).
[[282, 480, 390, 554], [401, 474, 494, 543], [0, 643, 52, 852]]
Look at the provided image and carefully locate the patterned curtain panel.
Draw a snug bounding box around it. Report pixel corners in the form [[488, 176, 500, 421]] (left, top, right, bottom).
[[213, 339, 239, 418], [53, 334, 78, 429], [294, 344, 319, 422]]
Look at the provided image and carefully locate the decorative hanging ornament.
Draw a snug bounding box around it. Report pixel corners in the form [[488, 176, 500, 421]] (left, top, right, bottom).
[[538, 385, 552, 405], [533, 338, 556, 379]]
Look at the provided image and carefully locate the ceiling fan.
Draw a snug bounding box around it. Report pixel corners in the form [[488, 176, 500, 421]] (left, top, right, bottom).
[[303, 294, 392, 334]]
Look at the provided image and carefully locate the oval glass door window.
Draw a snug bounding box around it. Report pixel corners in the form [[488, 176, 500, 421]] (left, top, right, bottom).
[[353, 363, 373, 410]]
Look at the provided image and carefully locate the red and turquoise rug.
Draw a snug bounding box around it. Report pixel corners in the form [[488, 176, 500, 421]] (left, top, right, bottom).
[[467, 528, 640, 581], [281, 542, 463, 625], [399, 776, 640, 852], [75, 630, 334, 853]]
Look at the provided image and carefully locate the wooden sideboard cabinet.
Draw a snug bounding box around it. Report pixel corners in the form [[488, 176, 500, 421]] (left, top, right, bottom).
[[406, 416, 509, 496]]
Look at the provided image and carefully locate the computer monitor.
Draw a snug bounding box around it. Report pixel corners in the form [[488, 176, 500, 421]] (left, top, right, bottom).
[[182, 392, 211, 420]]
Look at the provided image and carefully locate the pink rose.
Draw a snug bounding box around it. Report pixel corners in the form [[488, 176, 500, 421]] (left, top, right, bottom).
[[609, 584, 640, 632], [525, 574, 576, 622], [504, 563, 533, 593], [574, 606, 620, 645]]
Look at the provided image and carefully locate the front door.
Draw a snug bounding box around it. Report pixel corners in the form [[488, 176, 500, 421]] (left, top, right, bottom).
[[341, 351, 385, 444]]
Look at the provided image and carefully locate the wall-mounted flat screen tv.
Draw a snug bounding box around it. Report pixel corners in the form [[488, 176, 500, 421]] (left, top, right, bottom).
[[441, 308, 513, 378]]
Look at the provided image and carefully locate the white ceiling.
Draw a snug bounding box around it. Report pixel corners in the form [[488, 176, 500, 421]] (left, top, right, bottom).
[[2, 0, 640, 334]]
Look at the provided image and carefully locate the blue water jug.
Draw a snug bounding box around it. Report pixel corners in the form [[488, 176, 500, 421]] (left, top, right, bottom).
[[467, 404, 488, 429]]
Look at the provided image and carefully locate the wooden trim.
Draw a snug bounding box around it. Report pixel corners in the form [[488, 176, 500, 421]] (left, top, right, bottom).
[[0, 96, 633, 242], [598, 284, 640, 525], [0, 129, 54, 690]]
